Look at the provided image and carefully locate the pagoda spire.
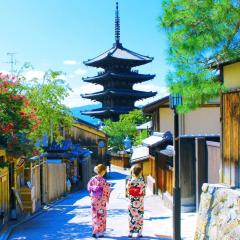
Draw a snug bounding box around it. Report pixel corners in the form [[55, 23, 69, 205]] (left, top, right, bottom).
[[115, 1, 121, 46]]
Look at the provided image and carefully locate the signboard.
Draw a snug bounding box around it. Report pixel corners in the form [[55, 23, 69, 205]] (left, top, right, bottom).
[[16, 158, 25, 168], [11, 187, 24, 211]]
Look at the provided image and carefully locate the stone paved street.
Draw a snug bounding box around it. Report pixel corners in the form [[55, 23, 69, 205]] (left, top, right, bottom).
[[9, 168, 197, 240]]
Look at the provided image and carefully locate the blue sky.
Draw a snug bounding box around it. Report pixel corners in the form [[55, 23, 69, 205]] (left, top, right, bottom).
[[0, 0, 169, 107]]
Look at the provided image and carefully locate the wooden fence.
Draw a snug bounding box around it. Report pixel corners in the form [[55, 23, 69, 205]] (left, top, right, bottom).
[[32, 165, 41, 207], [46, 163, 66, 202], [222, 90, 240, 187], [0, 167, 9, 223], [111, 154, 130, 169], [156, 152, 173, 195], [207, 141, 221, 183]]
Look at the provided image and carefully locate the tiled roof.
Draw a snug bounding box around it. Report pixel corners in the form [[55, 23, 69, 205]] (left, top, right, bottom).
[[84, 44, 153, 68], [81, 107, 134, 116], [81, 88, 157, 100], [83, 71, 155, 84], [131, 146, 149, 162], [136, 121, 152, 130]]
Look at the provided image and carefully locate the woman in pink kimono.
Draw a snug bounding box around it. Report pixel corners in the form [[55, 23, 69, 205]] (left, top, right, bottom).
[[127, 164, 145, 238], [87, 164, 111, 238]]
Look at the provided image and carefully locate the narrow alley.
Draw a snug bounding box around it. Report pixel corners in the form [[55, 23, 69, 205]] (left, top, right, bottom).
[[9, 168, 196, 240]]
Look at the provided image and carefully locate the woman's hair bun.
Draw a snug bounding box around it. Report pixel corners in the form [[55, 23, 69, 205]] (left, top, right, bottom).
[[131, 164, 142, 177], [94, 164, 106, 174]]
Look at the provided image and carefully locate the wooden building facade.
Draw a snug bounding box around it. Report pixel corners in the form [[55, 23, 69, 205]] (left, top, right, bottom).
[[219, 59, 240, 187], [70, 119, 108, 167], [143, 96, 221, 210], [143, 95, 220, 135]]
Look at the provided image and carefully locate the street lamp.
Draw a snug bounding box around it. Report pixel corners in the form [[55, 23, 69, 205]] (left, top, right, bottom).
[[123, 136, 132, 170], [169, 93, 182, 240]]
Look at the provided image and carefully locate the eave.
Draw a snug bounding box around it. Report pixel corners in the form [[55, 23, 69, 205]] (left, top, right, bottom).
[[72, 123, 108, 138], [83, 71, 155, 84], [81, 89, 157, 101], [143, 95, 170, 114], [81, 106, 137, 118], [83, 44, 153, 68], [143, 95, 220, 115]]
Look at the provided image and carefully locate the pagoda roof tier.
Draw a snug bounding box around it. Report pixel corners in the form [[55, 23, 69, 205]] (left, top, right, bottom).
[[84, 44, 153, 68], [81, 88, 157, 101], [81, 106, 136, 118], [83, 71, 155, 84]]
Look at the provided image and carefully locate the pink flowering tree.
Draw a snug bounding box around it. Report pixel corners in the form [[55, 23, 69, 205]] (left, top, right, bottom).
[[0, 73, 40, 156]]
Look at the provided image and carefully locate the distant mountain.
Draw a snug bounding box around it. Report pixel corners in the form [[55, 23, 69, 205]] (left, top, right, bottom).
[[70, 104, 145, 126], [70, 104, 101, 126]]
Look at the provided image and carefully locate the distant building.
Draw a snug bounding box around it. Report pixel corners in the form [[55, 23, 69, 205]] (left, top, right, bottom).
[[81, 2, 156, 121], [143, 95, 220, 135], [70, 118, 108, 167], [142, 95, 221, 210]]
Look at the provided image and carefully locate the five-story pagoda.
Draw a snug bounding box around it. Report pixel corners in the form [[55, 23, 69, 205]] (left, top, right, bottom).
[[81, 2, 156, 121]]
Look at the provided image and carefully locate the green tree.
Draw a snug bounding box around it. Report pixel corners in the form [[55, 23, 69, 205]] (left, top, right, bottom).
[[160, 0, 240, 112], [0, 73, 40, 156], [24, 70, 74, 143], [103, 109, 149, 150]]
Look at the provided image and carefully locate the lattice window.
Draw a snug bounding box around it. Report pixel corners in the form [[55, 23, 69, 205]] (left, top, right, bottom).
[[0, 156, 4, 165]]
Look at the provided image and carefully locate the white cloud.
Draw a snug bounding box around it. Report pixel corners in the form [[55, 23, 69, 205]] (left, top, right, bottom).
[[63, 84, 103, 108], [57, 74, 67, 81], [63, 60, 78, 65], [24, 71, 67, 82], [24, 70, 45, 81], [0, 70, 10, 75], [74, 68, 87, 76], [134, 83, 169, 106]]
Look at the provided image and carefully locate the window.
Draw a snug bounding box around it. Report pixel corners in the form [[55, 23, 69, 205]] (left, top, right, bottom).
[[0, 156, 4, 165]]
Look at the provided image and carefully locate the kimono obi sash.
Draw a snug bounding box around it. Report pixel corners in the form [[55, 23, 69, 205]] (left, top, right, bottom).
[[89, 185, 103, 197], [129, 186, 143, 197]]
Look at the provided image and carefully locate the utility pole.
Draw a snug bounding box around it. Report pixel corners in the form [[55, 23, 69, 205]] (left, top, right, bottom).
[[5, 52, 17, 76]]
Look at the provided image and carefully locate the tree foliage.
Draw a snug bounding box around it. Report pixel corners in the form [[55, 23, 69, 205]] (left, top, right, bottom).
[[0, 73, 40, 156], [102, 109, 149, 150], [160, 0, 240, 112], [24, 70, 74, 143], [0, 67, 74, 156]]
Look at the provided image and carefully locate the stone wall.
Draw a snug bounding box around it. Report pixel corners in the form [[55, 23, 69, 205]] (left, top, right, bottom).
[[194, 183, 240, 240]]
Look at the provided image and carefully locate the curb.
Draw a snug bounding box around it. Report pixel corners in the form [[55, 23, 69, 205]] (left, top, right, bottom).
[[0, 194, 70, 240]]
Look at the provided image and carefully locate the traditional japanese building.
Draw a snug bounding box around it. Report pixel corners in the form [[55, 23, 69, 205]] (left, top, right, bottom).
[[81, 2, 156, 121]]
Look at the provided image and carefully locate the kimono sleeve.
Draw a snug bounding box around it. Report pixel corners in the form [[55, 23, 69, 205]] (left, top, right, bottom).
[[87, 177, 93, 193], [126, 179, 132, 198], [140, 179, 146, 196], [103, 181, 111, 201]]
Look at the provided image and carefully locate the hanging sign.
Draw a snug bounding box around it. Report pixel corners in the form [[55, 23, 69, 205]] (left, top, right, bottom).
[[16, 158, 25, 168]]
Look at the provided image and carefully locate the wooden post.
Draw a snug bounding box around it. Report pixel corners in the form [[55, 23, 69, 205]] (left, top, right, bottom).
[[195, 137, 207, 210]]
